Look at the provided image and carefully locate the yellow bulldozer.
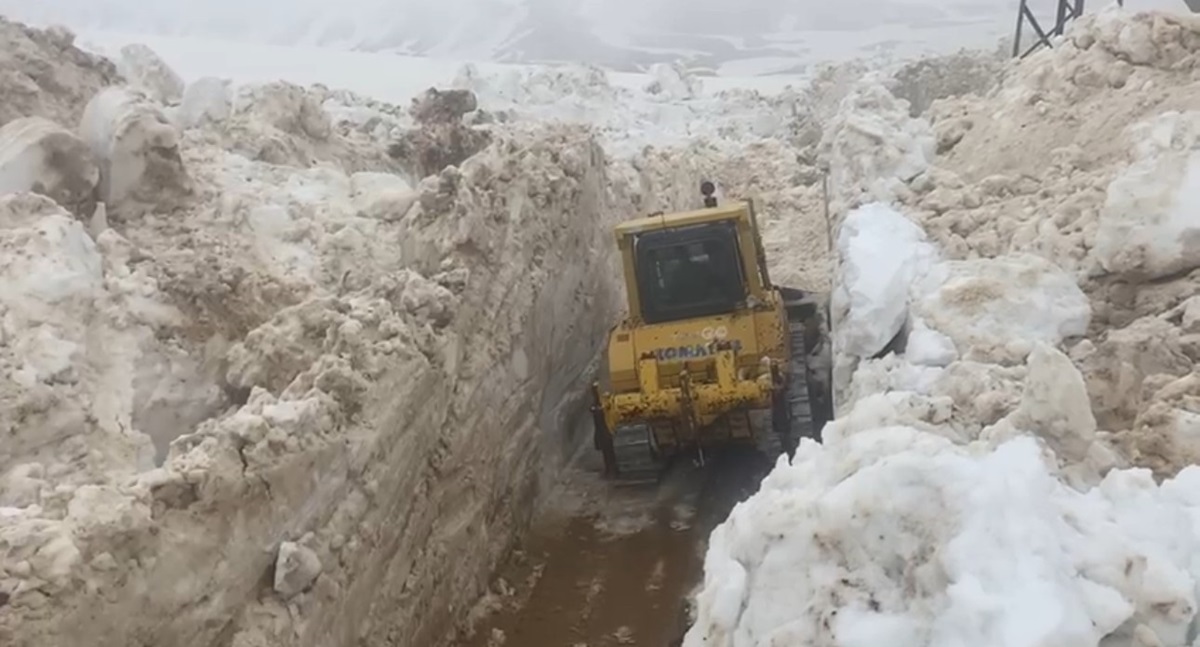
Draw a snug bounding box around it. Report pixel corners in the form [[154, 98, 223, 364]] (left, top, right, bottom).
[[590, 182, 833, 484]]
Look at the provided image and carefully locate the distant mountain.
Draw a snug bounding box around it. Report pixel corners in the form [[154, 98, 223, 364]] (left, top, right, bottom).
[[0, 0, 1186, 72]]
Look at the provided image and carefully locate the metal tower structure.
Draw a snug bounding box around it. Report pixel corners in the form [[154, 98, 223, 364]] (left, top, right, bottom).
[[1011, 0, 1124, 58]]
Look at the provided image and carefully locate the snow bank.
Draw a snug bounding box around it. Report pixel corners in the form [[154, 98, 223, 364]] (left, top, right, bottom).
[[0, 24, 631, 647], [687, 428, 1200, 647], [0, 15, 868, 645], [687, 8, 1200, 647]]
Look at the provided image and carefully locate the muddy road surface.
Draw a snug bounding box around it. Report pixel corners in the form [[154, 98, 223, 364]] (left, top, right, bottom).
[[455, 447, 773, 647]]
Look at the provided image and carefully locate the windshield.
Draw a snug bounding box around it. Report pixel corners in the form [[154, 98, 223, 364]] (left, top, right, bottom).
[[635, 225, 746, 324]]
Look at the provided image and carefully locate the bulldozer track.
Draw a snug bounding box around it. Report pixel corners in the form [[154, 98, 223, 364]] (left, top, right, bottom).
[[757, 303, 821, 461], [610, 424, 665, 486]]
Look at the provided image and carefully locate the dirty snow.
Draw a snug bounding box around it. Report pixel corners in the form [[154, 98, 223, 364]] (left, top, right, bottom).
[[0, 15, 636, 646], [7, 3, 1200, 647], [0, 11, 861, 647], [686, 6, 1200, 647]]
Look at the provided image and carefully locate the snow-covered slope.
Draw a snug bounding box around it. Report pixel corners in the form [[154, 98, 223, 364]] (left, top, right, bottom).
[[685, 6, 1200, 646], [5, 0, 1187, 72]]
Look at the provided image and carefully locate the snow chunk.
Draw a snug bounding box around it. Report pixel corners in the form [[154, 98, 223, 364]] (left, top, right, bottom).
[[0, 193, 103, 333], [820, 75, 936, 212], [684, 429, 1200, 647], [232, 81, 331, 142], [350, 171, 416, 221], [833, 202, 938, 358], [116, 43, 184, 105], [79, 87, 191, 215], [0, 116, 99, 216], [274, 540, 322, 599], [173, 77, 231, 130], [1093, 110, 1200, 280], [643, 62, 703, 100], [905, 318, 958, 367], [912, 253, 1090, 361], [1004, 343, 1105, 476]]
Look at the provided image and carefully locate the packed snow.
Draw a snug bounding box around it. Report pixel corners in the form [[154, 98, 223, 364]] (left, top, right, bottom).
[[5, 3, 1200, 647]]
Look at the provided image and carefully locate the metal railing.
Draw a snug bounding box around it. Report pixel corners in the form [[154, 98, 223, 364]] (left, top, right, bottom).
[[1011, 0, 1124, 58]]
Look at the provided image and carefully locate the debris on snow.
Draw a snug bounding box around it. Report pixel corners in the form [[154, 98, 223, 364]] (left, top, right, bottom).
[[886, 48, 1006, 117], [387, 88, 492, 180]]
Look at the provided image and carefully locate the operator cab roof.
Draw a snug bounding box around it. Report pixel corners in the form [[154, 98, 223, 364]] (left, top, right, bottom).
[[615, 202, 749, 238]]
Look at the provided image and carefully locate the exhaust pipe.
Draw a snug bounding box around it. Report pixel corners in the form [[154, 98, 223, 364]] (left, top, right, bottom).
[[701, 180, 717, 208]]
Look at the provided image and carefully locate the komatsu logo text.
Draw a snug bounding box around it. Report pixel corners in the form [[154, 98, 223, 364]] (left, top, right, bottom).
[[654, 340, 743, 361]]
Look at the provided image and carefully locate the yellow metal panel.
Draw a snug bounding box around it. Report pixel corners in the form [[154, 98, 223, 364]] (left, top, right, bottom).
[[715, 349, 736, 390], [615, 202, 750, 237], [638, 356, 660, 394], [606, 325, 638, 392]]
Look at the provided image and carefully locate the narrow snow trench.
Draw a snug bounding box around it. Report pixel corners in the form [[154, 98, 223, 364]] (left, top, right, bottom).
[[451, 447, 773, 647]]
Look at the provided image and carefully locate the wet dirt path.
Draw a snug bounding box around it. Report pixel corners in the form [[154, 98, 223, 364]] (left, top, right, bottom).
[[456, 448, 771, 647]]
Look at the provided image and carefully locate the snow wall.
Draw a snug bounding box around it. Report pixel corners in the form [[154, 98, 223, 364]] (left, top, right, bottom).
[[0, 13, 865, 647], [0, 16, 637, 647], [685, 7, 1200, 647]]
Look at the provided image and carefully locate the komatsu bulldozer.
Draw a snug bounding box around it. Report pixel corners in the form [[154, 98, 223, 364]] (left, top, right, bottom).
[[590, 182, 833, 484]]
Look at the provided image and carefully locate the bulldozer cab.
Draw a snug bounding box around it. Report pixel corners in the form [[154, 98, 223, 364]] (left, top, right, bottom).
[[615, 198, 771, 326], [635, 225, 744, 323]]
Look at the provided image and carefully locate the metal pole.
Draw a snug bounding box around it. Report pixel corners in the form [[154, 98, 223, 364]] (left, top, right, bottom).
[[1054, 0, 1069, 35], [1012, 0, 1027, 57]]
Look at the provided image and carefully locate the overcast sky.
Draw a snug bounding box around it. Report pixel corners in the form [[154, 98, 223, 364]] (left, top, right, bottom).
[[0, 0, 1190, 70]]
